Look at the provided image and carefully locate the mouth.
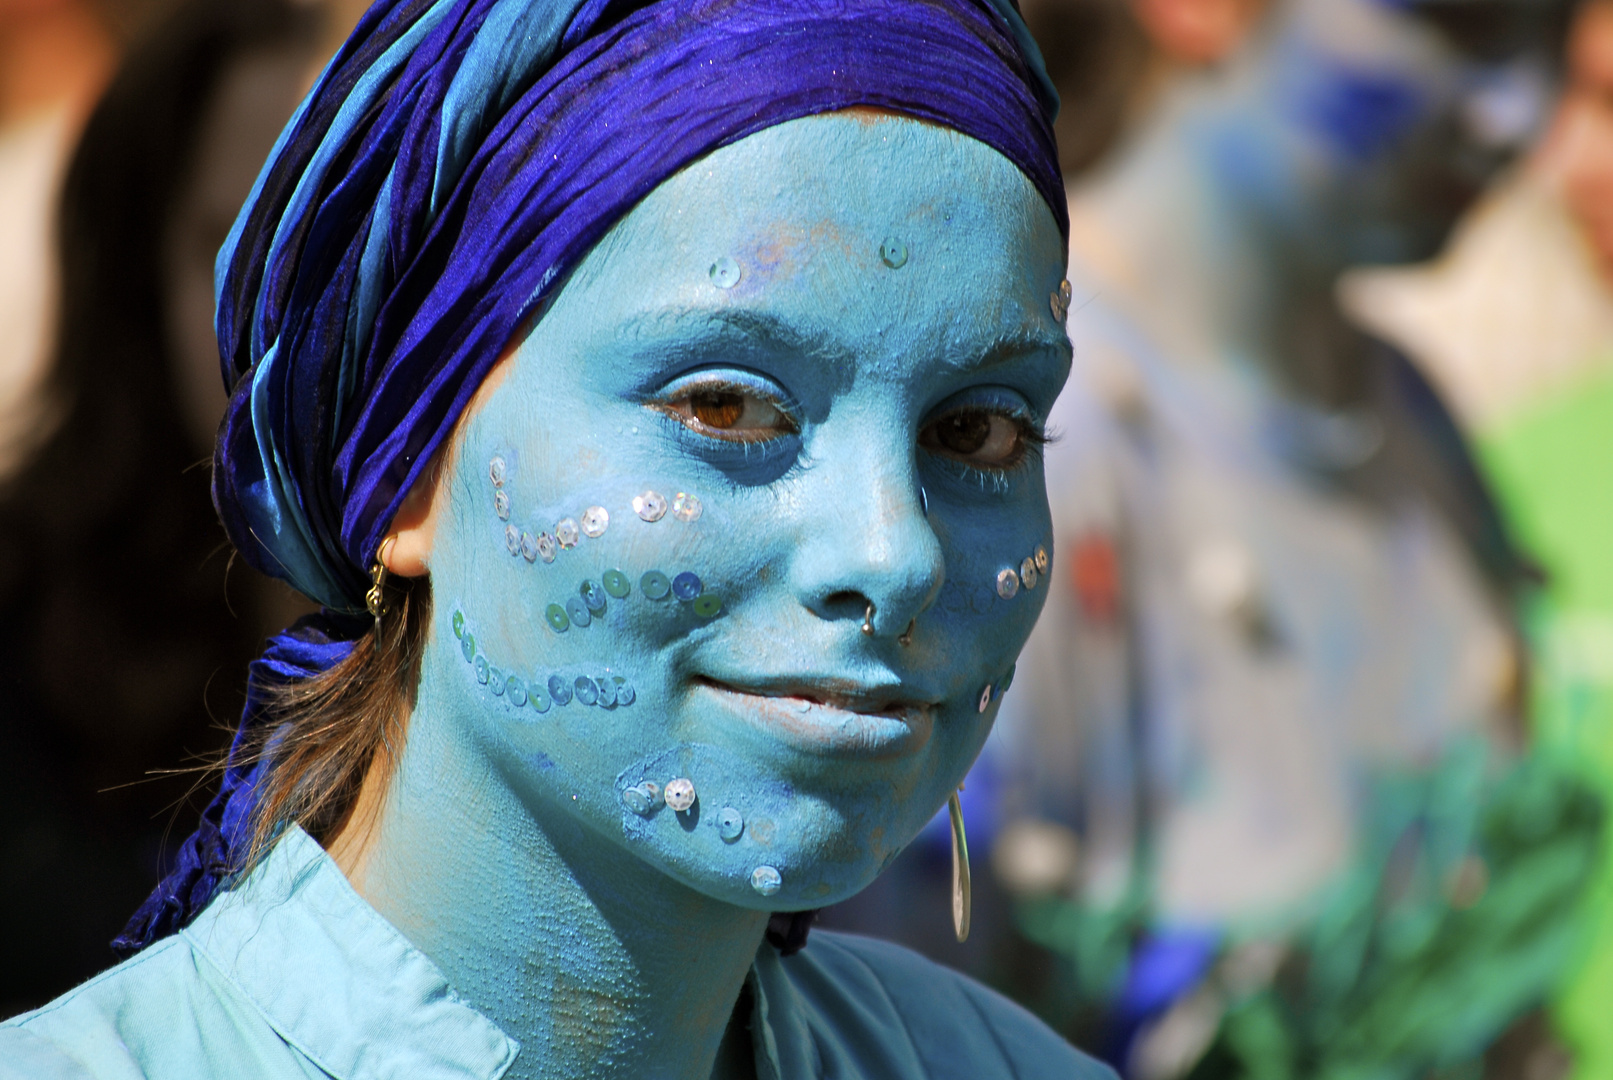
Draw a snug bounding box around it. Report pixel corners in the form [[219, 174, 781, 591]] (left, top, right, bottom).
[[695, 676, 937, 759]]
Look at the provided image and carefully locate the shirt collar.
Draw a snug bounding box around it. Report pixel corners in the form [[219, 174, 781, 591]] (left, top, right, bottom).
[[181, 826, 520, 1080]]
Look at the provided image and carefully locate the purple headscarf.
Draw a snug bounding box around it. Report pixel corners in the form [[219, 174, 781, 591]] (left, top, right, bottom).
[[118, 0, 1063, 952]]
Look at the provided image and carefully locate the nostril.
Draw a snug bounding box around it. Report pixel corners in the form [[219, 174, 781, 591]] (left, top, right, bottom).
[[821, 590, 870, 620]]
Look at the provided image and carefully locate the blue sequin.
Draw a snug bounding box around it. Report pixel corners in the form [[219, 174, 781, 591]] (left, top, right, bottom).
[[602, 569, 631, 598], [548, 674, 573, 706], [672, 571, 703, 601], [573, 675, 599, 706], [507, 676, 527, 706], [594, 674, 617, 707], [461, 632, 476, 662], [581, 580, 607, 614], [545, 604, 569, 632], [529, 680, 552, 713], [489, 667, 504, 694], [615, 679, 635, 706], [566, 596, 591, 627], [474, 656, 489, 684]]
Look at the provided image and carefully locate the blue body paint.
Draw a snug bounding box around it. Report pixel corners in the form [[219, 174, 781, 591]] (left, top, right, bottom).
[[336, 113, 1066, 1080]]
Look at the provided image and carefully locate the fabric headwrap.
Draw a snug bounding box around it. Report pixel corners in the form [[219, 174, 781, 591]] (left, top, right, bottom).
[[118, 0, 1064, 953]]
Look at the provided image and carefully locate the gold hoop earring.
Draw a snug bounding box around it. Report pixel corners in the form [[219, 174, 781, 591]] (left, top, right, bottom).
[[949, 787, 970, 942], [366, 536, 397, 650], [861, 603, 875, 636]]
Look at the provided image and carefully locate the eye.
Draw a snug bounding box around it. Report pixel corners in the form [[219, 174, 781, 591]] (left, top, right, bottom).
[[919, 407, 1041, 469], [654, 380, 797, 443]]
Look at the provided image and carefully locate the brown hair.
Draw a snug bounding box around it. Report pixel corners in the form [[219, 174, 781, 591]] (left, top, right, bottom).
[[237, 575, 432, 870]]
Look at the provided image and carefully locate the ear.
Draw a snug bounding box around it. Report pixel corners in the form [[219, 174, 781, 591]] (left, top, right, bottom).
[[381, 457, 444, 578]]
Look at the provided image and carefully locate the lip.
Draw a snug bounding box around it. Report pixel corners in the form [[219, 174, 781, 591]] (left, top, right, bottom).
[[697, 676, 936, 759]]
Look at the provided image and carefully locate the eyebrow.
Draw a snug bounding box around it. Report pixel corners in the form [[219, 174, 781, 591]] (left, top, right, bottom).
[[619, 305, 1069, 373]]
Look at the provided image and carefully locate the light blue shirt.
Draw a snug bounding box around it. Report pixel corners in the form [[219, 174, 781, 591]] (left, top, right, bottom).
[[2, 828, 1113, 1079]]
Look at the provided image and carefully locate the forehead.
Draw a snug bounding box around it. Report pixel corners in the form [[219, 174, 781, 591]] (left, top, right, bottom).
[[545, 111, 1067, 378]]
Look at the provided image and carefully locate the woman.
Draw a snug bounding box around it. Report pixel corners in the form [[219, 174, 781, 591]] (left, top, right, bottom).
[[1, 0, 1108, 1075]]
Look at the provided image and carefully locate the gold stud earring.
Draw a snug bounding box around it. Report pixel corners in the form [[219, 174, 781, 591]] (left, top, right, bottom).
[[949, 787, 970, 942], [366, 536, 397, 650]]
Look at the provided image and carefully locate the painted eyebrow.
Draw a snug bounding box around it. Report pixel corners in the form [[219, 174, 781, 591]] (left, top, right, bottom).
[[620, 306, 1068, 372]]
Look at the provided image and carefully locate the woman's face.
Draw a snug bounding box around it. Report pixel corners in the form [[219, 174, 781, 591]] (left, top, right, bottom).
[[420, 112, 1069, 909]]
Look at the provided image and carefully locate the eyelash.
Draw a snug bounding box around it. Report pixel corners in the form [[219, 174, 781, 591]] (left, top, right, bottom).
[[649, 376, 800, 441]]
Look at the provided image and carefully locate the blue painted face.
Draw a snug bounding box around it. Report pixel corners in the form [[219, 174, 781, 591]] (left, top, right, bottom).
[[418, 112, 1068, 910]]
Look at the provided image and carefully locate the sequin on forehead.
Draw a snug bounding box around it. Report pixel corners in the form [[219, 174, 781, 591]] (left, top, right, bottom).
[[672, 492, 702, 522], [580, 505, 609, 538], [751, 865, 782, 896], [633, 491, 667, 522], [996, 567, 1020, 599], [709, 257, 742, 289], [555, 518, 580, 547]]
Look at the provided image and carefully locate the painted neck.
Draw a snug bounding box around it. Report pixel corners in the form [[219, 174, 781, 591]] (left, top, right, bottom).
[[329, 679, 770, 1080]]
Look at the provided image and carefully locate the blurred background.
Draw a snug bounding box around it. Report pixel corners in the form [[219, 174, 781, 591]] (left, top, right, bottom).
[[1, 0, 1610, 1075]]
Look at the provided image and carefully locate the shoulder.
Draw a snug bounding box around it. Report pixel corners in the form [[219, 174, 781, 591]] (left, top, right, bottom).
[[768, 930, 1116, 1080], [0, 934, 288, 1080]]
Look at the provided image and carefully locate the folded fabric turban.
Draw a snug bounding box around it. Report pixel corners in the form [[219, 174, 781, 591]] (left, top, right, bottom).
[[119, 0, 1064, 952]]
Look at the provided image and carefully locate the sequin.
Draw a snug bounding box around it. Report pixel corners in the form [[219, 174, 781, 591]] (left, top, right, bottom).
[[750, 865, 782, 897], [461, 632, 476, 662], [545, 604, 570, 632], [692, 594, 722, 618], [996, 568, 1020, 600], [548, 674, 573, 705], [614, 677, 635, 706], [555, 518, 579, 547], [1001, 663, 1016, 694], [879, 237, 908, 269], [641, 570, 671, 600], [633, 491, 667, 522], [664, 777, 696, 813], [672, 492, 702, 522], [622, 783, 660, 816], [565, 597, 591, 627], [489, 456, 507, 486], [528, 682, 551, 713], [593, 673, 617, 707], [602, 569, 631, 598], [672, 572, 703, 601], [536, 532, 557, 563], [709, 256, 742, 288], [452, 610, 465, 638], [494, 490, 511, 520], [505, 524, 521, 555], [520, 531, 539, 562], [1050, 288, 1069, 323], [580, 580, 607, 613], [718, 807, 744, 842], [977, 684, 992, 713], [475, 657, 490, 685], [573, 675, 599, 706], [1059, 279, 1073, 304], [489, 667, 504, 694], [1020, 556, 1039, 590], [1035, 545, 1049, 573], [507, 676, 527, 707], [623, 781, 662, 816], [580, 505, 609, 538]]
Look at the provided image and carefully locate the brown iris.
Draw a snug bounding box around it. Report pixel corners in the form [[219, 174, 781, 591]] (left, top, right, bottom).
[[690, 390, 745, 429]]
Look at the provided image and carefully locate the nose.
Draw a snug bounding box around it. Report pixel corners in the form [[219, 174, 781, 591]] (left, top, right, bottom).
[[788, 427, 944, 639]]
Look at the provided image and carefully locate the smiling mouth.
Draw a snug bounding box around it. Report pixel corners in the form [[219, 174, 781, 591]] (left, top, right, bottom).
[[696, 677, 937, 759]]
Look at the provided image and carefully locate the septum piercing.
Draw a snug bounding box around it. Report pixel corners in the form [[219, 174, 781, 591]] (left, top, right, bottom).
[[898, 620, 915, 647], [862, 603, 876, 636]]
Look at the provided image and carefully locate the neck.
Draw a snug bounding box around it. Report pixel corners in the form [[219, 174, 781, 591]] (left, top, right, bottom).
[[330, 685, 769, 1080]]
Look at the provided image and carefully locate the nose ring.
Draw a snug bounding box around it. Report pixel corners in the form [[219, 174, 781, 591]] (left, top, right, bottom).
[[862, 604, 876, 635], [898, 620, 915, 647]]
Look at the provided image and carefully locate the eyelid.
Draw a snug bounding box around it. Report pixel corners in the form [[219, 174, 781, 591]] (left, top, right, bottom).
[[648, 368, 802, 438]]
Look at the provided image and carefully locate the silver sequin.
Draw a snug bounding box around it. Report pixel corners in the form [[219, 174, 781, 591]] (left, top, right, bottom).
[[671, 492, 702, 522], [555, 518, 580, 548], [750, 865, 782, 897], [1020, 556, 1039, 590], [664, 777, 696, 813], [489, 456, 507, 487], [493, 490, 511, 520], [520, 531, 539, 562], [1035, 545, 1049, 573], [580, 505, 609, 538], [977, 684, 993, 713], [996, 567, 1020, 600], [504, 523, 521, 555], [535, 532, 557, 563], [633, 490, 667, 522], [709, 257, 742, 289]]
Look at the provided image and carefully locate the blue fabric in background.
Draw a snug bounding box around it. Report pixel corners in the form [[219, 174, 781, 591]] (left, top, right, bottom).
[[118, 0, 1064, 955]]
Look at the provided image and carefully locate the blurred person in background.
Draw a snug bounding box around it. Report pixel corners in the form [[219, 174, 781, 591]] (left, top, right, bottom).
[[1342, 0, 1613, 1070], [959, 0, 1605, 1075], [0, 0, 361, 1015]]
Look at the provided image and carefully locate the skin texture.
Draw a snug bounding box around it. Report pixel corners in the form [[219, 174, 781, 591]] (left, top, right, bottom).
[[334, 112, 1068, 1080]]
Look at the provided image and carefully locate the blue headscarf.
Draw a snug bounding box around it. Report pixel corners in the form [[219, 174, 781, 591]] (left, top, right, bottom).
[[118, 0, 1063, 953]]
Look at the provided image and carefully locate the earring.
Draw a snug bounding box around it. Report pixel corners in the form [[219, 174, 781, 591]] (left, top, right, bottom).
[[367, 536, 397, 650], [898, 619, 915, 647], [949, 788, 970, 942], [862, 603, 876, 636]]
